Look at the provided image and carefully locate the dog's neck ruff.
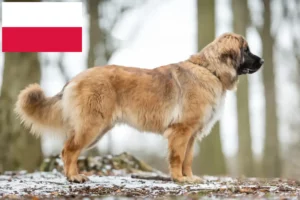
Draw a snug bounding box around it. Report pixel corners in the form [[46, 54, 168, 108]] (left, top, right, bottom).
[[209, 70, 222, 82], [187, 60, 222, 82]]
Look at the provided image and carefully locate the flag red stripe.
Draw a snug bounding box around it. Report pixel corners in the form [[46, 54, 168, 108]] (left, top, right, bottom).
[[2, 27, 82, 52]]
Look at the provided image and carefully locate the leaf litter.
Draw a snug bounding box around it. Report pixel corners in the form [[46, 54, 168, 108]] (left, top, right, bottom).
[[0, 153, 299, 199]]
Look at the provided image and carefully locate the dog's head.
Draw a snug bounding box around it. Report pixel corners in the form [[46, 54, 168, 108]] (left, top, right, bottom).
[[188, 33, 264, 90], [215, 33, 264, 75]]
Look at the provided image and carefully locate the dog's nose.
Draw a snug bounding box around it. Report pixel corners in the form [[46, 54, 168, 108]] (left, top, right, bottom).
[[260, 59, 264, 65]]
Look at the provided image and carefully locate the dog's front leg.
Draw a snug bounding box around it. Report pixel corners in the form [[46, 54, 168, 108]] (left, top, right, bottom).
[[166, 124, 194, 183], [182, 135, 202, 183]]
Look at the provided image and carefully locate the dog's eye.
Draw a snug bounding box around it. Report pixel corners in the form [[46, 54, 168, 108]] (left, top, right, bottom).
[[244, 47, 249, 52]]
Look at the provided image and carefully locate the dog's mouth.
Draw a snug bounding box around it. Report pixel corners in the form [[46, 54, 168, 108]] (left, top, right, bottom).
[[238, 59, 264, 75], [249, 59, 264, 74], [241, 68, 253, 74], [238, 67, 258, 75], [244, 68, 258, 74]]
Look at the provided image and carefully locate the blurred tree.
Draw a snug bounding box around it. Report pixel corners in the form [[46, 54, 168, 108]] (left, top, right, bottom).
[[87, 0, 109, 68], [0, 0, 42, 173], [280, 0, 300, 179], [232, 0, 255, 176], [261, 0, 281, 177], [87, 0, 137, 68], [195, 0, 227, 175]]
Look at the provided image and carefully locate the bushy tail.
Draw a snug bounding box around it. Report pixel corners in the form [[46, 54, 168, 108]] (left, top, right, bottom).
[[15, 83, 64, 137]]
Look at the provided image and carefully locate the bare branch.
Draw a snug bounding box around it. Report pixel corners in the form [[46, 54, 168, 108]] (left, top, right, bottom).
[[131, 174, 172, 182], [57, 53, 70, 82]]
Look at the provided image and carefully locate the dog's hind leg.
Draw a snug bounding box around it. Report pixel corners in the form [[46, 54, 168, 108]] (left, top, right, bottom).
[[62, 123, 110, 183], [61, 133, 86, 183], [61, 80, 116, 183]]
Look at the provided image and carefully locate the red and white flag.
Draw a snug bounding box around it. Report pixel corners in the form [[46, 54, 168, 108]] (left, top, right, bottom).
[[2, 2, 83, 52]]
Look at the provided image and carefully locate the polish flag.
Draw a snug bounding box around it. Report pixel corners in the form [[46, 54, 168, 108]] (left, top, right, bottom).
[[2, 2, 83, 52]]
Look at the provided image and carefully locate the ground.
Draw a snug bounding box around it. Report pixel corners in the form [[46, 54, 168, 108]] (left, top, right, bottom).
[[0, 153, 299, 199]]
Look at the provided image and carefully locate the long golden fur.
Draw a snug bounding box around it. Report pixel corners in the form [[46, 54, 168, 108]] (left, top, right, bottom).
[[15, 33, 262, 183]]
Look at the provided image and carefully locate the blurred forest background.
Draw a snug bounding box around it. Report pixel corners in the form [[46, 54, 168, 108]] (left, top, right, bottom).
[[0, 0, 300, 180]]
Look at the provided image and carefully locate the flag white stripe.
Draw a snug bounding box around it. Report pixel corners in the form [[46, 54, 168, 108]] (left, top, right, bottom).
[[2, 2, 82, 27]]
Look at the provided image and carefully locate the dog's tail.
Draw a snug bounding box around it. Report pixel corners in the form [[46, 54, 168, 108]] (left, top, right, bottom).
[[15, 83, 64, 137]]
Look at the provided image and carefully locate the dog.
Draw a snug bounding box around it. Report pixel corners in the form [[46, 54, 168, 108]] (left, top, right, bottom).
[[15, 32, 264, 183]]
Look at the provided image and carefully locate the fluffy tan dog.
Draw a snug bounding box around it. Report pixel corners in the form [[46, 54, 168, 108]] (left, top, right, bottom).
[[15, 33, 263, 183]]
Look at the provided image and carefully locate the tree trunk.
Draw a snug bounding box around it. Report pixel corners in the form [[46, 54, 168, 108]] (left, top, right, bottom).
[[0, 52, 42, 172], [232, 0, 255, 177], [195, 0, 227, 175], [261, 0, 281, 177], [87, 0, 108, 68], [0, 0, 42, 173]]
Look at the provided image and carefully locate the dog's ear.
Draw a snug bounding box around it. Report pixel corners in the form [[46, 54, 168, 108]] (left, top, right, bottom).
[[220, 49, 239, 63], [220, 47, 241, 69], [238, 36, 248, 65], [219, 35, 245, 69]]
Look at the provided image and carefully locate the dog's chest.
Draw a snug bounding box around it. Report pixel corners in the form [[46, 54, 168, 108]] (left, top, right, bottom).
[[197, 94, 226, 140]]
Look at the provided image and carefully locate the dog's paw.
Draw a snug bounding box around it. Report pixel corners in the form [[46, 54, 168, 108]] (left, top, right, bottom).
[[67, 174, 89, 183], [173, 175, 203, 184], [186, 175, 203, 183], [172, 176, 195, 184]]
